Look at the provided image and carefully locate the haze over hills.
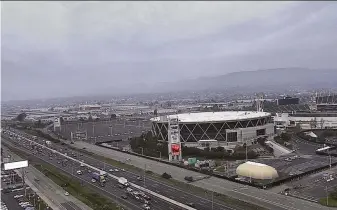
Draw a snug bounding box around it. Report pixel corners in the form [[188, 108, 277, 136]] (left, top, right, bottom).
[[97, 68, 337, 94], [2, 68, 337, 105], [152, 68, 337, 93]]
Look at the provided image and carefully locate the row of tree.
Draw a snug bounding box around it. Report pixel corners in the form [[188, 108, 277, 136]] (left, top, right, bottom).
[[129, 132, 258, 160]]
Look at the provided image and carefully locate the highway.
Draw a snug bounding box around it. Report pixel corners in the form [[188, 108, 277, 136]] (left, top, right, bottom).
[[2, 147, 92, 210], [2, 129, 241, 210], [2, 136, 185, 210], [71, 142, 332, 210]]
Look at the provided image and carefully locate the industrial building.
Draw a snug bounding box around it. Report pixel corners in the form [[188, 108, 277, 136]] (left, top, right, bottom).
[[151, 111, 275, 149], [273, 112, 337, 129], [277, 96, 300, 106], [316, 95, 337, 112]]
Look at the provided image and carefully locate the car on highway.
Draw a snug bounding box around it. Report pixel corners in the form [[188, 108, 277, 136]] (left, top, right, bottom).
[[76, 170, 83, 175], [142, 204, 150, 210], [137, 176, 142, 181], [187, 202, 195, 207], [14, 194, 24, 199], [64, 192, 69, 196]]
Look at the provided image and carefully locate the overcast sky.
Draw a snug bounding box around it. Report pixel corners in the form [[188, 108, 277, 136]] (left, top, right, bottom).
[[1, 1, 337, 101]]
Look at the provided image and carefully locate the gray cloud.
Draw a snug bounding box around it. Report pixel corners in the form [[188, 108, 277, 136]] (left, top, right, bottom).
[[1, 1, 337, 101]]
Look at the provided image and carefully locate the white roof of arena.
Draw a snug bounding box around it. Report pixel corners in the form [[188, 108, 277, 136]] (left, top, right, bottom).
[[151, 111, 270, 123]]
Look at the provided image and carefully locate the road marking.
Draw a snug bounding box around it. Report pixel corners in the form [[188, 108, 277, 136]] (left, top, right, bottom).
[[4, 133, 196, 210]]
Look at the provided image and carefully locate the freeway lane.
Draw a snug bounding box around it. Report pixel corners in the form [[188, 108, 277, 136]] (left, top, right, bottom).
[[2, 137, 184, 210], [71, 142, 332, 210], [9, 128, 240, 210]]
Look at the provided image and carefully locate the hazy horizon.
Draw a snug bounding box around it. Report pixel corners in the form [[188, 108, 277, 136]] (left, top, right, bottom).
[[2, 2, 337, 101]]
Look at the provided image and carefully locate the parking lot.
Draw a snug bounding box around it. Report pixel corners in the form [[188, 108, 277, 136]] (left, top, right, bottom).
[[282, 166, 337, 202], [255, 154, 337, 179], [1, 170, 49, 210], [59, 119, 151, 143]]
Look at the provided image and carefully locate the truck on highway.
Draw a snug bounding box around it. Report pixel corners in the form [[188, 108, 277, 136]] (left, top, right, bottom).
[[118, 177, 129, 187], [92, 172, 106, 185]]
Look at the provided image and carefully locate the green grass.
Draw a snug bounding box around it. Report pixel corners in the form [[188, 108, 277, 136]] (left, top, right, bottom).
[[34, 163, 121, 210], [70, 146, 266, 210], [319, 197, 337, 207], [3, 142, 122, 210]]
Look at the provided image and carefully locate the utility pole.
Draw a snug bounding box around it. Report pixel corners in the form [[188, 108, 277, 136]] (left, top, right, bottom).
[[109, 125, 113, 136], [245, 138, 248, 162], [143, 164, 146, 187], [92, 123, 95, 139], [212, 191, 214, 210], [325, 186, 329, 206]]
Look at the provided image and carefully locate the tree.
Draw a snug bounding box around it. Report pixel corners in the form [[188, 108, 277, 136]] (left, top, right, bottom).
[[110, 114, 117, 119], [16, 113, 27, 122], [88, 115, 93, 121], [154, 109, 158, 116], [60, 117, 65, 124]]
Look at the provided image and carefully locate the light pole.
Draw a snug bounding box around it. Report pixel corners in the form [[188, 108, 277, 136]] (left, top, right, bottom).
[[325, 186, 329, 206], [245, 138, 248, 162], [92, 123, 96, 140], [109, 125, 113, 137], [211, 191, 214, 210], [143, 164, 146, 187]]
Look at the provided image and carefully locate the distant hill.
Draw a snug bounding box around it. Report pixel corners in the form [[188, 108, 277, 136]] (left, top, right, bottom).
[[151, 68, 337, 92]]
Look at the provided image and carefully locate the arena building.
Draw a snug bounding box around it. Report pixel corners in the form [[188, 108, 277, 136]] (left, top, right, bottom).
[[151, 111, 275, 149]]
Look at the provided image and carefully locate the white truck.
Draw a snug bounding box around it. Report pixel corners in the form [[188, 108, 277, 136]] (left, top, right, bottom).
[[118, 177, 129, 187]]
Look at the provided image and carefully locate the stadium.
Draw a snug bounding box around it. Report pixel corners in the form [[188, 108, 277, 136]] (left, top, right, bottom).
[[151, 111, 275, 149]]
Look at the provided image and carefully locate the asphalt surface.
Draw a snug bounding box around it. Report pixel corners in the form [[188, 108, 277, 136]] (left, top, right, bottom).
[[2, 130, 236, 210], [59, 119, 151, 143], [1, 168, 46, 210], [2, 137, 177, 210], [70, 142, 332, 210], [285, 167, 337, 201], [5, 127, 333, 210], [2, 146, 92, 210]]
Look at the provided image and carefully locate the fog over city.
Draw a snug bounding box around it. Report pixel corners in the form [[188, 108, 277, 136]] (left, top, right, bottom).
[[2, 1, 337, 101]]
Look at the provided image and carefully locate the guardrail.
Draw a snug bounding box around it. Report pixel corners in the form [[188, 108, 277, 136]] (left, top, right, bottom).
[[3, 130, 196, 210]]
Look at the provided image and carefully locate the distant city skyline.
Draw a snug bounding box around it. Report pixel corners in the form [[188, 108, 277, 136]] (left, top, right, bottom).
[[2, 1, 337, 101]]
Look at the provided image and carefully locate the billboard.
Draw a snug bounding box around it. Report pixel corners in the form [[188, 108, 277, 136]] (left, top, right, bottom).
[[4, 160, 28, 170], [171, 144, 181, 155]]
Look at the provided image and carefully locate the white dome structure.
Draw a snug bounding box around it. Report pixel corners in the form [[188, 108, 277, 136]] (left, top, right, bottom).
[[236, 161, 278, 180]]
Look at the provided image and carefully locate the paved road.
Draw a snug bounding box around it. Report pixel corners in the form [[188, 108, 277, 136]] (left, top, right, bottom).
[[2, 147, 92, 210], [6, 128, 244, 210], [6, 128, 333, 210], [2, 134, 194, 210], [59, 119, 151, 143], [71, 141, 332, 210]]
